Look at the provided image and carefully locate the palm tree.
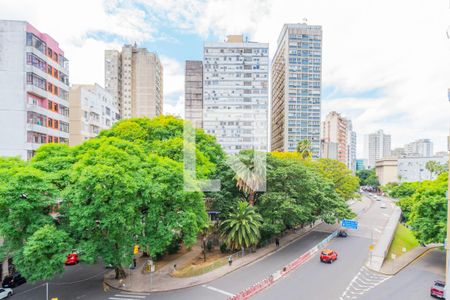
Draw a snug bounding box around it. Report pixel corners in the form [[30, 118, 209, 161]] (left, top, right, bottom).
[[220, 201, 263, 254], [425, 161, 438, 179], [227, 150, 266, 206], [296, 139, 313, 159]]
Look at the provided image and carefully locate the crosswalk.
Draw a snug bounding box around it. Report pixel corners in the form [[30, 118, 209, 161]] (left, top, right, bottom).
[[340, 266, 391, 299], [107, 292, 149, 300]]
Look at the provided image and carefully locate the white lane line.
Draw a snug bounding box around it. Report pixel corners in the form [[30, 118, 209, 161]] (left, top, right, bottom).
[[119, 292, 150, 296], [383, 213, 389, 217], [114, 294, 146, 298], [374, 228, 381, 233], [109, 298, 145, 300], [202, 284, 235, 297]]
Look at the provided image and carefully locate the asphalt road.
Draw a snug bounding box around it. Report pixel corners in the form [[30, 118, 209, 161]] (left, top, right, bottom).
[[362, 249, 445, 300], [253, 193, 396, 300]]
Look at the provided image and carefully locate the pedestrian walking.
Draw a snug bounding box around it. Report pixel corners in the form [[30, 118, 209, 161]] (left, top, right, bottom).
[[275, 238, 280, 248], [133, 258, 137, 268], [228, 255, 233, 266]]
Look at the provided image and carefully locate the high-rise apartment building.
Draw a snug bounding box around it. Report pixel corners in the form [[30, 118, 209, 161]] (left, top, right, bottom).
[[185, 60, 203, 128], [404, 139, 433, 157], [321, 111, 347, 162], [69, 84, 120, 146], [320, 111, 356, 171], [0, 20, 70, 160], [105, 44, 163, 119], [364, 129, 391, 169], [203, 35, 269, 153], [346, 120, 357, 172], [271, 23, 322, 157]]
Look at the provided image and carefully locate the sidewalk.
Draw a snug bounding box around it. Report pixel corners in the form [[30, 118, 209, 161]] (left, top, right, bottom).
[[377, 244, 442, 275], [104, 221, 329, 293]]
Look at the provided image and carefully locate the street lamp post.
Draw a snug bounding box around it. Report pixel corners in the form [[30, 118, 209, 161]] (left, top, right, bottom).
[[444, 134, 450, 298]]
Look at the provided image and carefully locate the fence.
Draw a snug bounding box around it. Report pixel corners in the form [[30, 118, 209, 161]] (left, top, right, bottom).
[[228, 230, 338, 300]]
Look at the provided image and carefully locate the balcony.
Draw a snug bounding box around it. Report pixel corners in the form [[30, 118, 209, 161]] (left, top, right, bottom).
[[26, 104, 69, 123]]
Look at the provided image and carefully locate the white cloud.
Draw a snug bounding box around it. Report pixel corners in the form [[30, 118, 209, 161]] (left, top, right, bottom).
[[2, 0, 449, 156], [148, 0, 450, 155], [164, 95, 185, 117]]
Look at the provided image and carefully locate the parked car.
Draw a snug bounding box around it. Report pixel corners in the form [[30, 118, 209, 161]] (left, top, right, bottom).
[[65, 253, 79, 265], [431, 280, 445, 299], [0, 288, 13, 299], [380, 202, 387, 209], [2, 273, 26, 288], [320, 249, 338, 263], [338, 230, 348, 238]]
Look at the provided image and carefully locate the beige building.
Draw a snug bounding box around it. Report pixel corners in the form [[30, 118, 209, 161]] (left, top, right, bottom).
[[69, 84, 120, 146], [105, 44, 163, 119], [321, 111, 348, 164], [375, 158, 398, 186], [185, 60, 203, 128]]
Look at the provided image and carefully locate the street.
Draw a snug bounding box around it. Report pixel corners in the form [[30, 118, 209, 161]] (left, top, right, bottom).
[[9, 195, 444, 300]]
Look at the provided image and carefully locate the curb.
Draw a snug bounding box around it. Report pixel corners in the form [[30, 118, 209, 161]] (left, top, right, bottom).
[[368, 245, 441, 276], [103, 222, 326, 293]]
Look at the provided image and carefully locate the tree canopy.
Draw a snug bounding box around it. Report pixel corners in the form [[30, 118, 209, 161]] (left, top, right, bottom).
[[387, 172, 448, 244]]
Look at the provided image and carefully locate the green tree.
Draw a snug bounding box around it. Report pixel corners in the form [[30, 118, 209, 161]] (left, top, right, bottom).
[[296, 139, 313, 159], [357, 169, 379, 187], [14, 225, 72, 281], [306, 158, 359, 200], [63, 139, 146, 279], [227, 150, 266, 206], [425, 160, 447, 179], [0, 167, 57, 255], [220, 201, 263, 251]]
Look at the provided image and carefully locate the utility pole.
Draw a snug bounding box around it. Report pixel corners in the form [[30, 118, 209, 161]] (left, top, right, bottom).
[[45, 282, 48, 300], [445, 134, 450, 298]]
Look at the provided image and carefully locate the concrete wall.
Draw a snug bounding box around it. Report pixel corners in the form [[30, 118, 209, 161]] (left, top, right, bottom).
[[368, 206, 401, 271], [0, 21, 27, 159]]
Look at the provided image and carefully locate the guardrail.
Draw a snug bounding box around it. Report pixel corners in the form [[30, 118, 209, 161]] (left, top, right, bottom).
[[228, 230, 338, 300]]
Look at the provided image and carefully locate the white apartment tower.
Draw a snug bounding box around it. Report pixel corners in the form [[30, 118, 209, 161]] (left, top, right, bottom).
[[346, 120, 357, 172], [0, 20, 70, 160], [404, 139, 433, 157], [364, 129, 391, 169], [105, 44, 163, 119], [69, 84, 120, 146], [203, 35, 269, 154], [271, 23, 322, 157]]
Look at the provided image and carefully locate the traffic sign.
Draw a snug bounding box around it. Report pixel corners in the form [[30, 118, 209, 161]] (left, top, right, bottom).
[[341, 219, 358, 230]]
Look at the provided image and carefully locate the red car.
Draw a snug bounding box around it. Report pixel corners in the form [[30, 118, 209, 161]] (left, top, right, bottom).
[[65, 253, 79, 265], [431, 280, 445, 299], [320, 249, 338, 263]]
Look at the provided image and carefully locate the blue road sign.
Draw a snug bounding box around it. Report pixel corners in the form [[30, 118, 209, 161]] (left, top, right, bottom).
[[341, 219, 358, 230]]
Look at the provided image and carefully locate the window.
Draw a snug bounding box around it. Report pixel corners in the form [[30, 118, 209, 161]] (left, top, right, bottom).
[[26, 53, 46, 71], [26, 72, 46, 90], [26, 32, 46, 53]]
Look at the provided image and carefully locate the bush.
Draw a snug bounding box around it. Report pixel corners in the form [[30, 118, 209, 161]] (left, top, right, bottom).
[[206, 240, 213, 252], [220, 243, 228, 253]]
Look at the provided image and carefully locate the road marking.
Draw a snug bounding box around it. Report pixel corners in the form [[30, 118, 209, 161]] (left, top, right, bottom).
[[202, 284, 235, 297], [108, 292, 148, 300], [114, 294, 146, 298], [109, 298, 146, 300], [374, 228, 381, 233], [340, 266, 391, 299], [119, 292, 150, 296], [383, 213, 389, 217]]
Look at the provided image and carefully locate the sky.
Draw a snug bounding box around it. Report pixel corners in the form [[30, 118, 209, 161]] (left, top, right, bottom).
[[1, 0, 449, 156]]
